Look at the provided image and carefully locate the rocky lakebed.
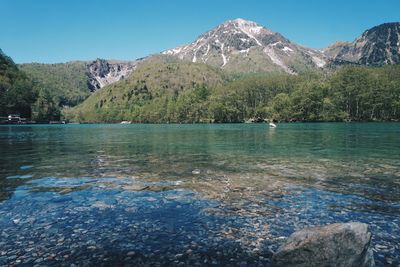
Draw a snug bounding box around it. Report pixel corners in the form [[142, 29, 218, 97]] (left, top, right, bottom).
[[0, 124, 399, 266]]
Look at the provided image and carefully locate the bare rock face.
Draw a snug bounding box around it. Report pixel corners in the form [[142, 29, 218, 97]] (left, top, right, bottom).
[[324, 22, 400, 66], [87, 59, 137, 91], [272, 222, 375, 267]]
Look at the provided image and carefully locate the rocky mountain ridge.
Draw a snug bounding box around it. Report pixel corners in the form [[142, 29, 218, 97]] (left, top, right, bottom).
[[163, 19, 400, 73], [162, 18, 328, 74], [324, 22, 400, 65], [87, 59, 138, 91], [10, 19, 400, 103]]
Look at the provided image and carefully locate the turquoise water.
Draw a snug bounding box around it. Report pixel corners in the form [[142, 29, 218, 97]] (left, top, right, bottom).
[[0, 123, 399, 266]]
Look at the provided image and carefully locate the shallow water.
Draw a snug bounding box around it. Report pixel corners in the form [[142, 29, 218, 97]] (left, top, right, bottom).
[[0, 123, 399, 266]]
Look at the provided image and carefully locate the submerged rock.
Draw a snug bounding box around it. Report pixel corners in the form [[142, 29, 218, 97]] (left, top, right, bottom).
[[272, 222, 375, 267], [192, 169, 201, 175]]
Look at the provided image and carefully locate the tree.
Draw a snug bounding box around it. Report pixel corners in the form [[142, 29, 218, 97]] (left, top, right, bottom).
[[32, 89, 60, 120], [271, 93, 292, 121]]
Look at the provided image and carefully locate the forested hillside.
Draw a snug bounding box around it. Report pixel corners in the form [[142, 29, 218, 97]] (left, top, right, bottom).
[[64, 57, 226, 122], [19, 62, 90, 107], [66, 63, 400, 123], [0, 50, 81, 120], [210, 65, 400, 122]]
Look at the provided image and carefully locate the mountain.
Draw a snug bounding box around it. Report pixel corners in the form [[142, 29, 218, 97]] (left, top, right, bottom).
[[66, 20, 400, 123], [65, 56, 400, 123], [20, 59, 138, 107], [65, 56, 226, 122], [162, 18, 328, 74], [16, 20, 400, 110], [324, 22, 400, 65], [4, 19, 400, 122]]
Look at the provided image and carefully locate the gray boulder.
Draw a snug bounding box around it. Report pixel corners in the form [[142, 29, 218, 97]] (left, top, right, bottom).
[[272, 222, 375, 267]]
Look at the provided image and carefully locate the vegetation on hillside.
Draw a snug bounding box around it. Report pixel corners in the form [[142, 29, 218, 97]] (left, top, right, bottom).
[[64, 59, 226, 122], [0, 50, 86, 120], [66, 63, 400, 123], [19, 62, 90, 107], [2, 49, 400, 123]]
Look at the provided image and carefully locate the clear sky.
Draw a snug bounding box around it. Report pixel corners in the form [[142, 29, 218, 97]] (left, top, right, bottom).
[[1, 0, 399, 63]]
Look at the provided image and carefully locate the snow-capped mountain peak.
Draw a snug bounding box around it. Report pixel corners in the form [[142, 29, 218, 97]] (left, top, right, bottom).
[[223, 18, 270, 44], [162, 18, 327, 74]]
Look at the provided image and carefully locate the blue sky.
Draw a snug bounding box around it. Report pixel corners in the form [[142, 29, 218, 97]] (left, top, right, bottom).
[[1, 0, 399, 63]]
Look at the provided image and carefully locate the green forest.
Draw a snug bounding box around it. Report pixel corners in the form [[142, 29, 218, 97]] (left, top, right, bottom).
[[66, 63, 400, 123], [0, 50, 65, 121], [19, 62, 90, 107], [0, 49, 36, 119]]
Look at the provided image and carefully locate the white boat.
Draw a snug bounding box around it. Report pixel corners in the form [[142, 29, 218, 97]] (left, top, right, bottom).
[[269, 122, 277, 128], [120, 121, 131, 124]]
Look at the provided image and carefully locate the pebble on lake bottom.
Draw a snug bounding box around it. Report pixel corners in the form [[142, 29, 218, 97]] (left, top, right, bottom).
[[0, 175, 398, 266]]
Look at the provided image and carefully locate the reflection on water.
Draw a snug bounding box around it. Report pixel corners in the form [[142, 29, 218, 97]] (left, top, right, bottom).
[[0, 123, 399, 266]]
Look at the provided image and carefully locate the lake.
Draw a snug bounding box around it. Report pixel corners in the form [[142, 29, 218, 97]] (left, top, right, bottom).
[[0, 123, 399, 266]]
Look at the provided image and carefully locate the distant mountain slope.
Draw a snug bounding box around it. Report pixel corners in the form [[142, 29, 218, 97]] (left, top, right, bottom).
[[19, 62, 90, 107], [324, 22, 400, 65], [162, 18, 328, 74], [20, 59, 137, 107], [65, 56, 226, 122]]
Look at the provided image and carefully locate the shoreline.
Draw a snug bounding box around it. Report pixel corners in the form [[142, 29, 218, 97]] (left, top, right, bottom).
[[1, 120, 400, 126]]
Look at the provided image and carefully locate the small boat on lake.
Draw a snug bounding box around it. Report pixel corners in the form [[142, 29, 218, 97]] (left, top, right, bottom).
[[120, 121, 131, 124], [269, 122, 277, 128]]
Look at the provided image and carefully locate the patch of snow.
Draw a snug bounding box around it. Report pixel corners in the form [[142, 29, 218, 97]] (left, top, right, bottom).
[[282, 46, 293, 52], [234, 18, 265, 35], [221, 54, 227, 66], [192, 43, 205, 63], [192, 44, 204, 63], [270, 42, 281, 47], [201, 44, 211, 63], [221, 43, 227, 67], [162, 46, 184, 55], [239, 48, 250, 56], [233, 19, 263, 46], [204, 44, 210, 57], [194, 37, 204, 45]]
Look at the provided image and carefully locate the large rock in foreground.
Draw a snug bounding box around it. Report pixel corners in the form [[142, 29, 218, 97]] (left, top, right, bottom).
[[272, 222, 375, 267]]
